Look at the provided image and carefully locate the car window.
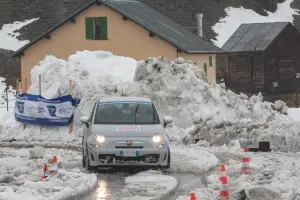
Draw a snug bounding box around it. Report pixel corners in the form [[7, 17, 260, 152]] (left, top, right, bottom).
[[94, 101, 160, 124]]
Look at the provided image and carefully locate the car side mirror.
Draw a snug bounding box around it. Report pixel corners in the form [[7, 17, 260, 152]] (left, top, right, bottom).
[[80, 116, 89, 127], [163, 116, 173, 128]]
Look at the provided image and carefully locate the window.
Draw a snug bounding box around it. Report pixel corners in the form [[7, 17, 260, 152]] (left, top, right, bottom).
[[85, 17, 108, 40], [209, 56, 213, 66], [204, 63, 207, 76], [94, 102, 161, 124]]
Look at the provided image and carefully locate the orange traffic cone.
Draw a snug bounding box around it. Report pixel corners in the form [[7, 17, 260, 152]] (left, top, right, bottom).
[[41, 163, 48, 180], [190, 191, 196, 200], [52, 155, 57, 164], [219, 164, 229, 200], [241, 148, 250, 175]]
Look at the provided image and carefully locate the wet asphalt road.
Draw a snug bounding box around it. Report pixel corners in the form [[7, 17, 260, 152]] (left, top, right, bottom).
[[81, 169, 206, 200]]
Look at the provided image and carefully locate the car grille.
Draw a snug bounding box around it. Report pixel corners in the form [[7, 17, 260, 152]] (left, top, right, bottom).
[[115, 146, 143, 149], [98, 154, 160, 164]]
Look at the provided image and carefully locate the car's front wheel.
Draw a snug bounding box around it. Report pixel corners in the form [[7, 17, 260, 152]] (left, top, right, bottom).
[[161, 148, 171, 172], [82, 145, 93, 171]]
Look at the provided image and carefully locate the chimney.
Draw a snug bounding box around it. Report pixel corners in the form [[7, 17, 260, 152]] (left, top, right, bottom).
[[196, 13, 203, 37]]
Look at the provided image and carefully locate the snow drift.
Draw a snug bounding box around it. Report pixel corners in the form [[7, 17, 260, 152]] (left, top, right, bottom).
[[0, 50, 299, 151]]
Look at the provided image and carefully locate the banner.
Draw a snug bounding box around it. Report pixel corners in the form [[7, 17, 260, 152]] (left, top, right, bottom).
[[14, 93, 81, 126]]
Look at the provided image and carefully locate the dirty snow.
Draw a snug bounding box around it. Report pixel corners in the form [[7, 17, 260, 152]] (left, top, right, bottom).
[[118, 170, 178, 200], [0, 18, 39, 51], [212, 0, 298, 47], [176, 141, 300, 200], [170, 145, 219, 173], [0, 147, 97, 200], [1, 51, 299, 152]]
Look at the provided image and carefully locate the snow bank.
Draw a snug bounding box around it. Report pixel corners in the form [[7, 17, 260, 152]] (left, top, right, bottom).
[[117, 170, 178, 200], [175, 145, 300, 200], [0, 50, 137, 144], [212, 0, 298, 47], [1, 50, 299, 150], [0, 18, 39, 51], [133, 56, 300, 150], [0, 147, 96, 200], [170, 145, 219, 173]]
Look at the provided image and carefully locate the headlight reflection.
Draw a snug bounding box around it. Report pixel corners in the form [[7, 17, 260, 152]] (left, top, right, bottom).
[[96, 180, 108, 199]]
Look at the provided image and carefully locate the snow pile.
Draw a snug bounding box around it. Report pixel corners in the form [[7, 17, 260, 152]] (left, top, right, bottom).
[[117, 170, 178, 200], [0, 50, 299, 150], [0, 18, 39, 51], [133, 56, 300, 150], [0, 147, 96, 200], [170, 145, 219, 173], [0, 50, 137, 143], [212, 0, 298, 47]]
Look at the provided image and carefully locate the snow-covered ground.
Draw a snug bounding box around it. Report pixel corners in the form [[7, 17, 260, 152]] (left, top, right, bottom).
[[0, 18, 39, 51], [118, 170, 178, 200], [212, 0, 299, 47], [0, 147, 97, 200], [176, 140, 300, 200]]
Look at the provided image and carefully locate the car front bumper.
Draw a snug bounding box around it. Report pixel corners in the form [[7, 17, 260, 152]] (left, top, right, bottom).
[[87, 147, 169, 167]]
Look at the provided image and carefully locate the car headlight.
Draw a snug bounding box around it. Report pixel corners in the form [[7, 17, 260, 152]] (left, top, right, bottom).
[[95, 134, 105, 143], [152, 134, 162, 143]]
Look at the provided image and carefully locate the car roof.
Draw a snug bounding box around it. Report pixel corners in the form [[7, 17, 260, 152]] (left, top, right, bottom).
[[98, 96, 152, 103]]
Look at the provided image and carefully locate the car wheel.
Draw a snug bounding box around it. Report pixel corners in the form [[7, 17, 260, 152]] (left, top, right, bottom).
[[161, 149, 171, 172], [166, 148, 171, 169], [83, 145, 93, 171]]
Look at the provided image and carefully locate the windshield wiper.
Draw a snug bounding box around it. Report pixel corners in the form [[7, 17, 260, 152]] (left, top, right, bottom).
[[134, 103, 140, 124]]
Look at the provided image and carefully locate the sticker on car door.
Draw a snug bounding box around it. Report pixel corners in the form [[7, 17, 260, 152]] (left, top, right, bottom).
[[116, 125, 141, 131]]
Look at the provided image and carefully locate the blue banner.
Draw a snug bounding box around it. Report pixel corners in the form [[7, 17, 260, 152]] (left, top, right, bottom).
[[14, 93, 81, 126]]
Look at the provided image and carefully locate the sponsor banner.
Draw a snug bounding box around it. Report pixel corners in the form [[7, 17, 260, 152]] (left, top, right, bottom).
[[14, 93, 81, 126]]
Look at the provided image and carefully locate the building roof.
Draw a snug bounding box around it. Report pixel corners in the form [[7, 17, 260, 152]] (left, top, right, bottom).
[[13, 0, 223, 57], [222, 22, 290, 52]]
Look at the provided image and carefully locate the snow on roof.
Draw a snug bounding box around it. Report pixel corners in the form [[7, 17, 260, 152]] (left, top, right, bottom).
[[212, 0, 298, 48], [0, 18, 39, 51]]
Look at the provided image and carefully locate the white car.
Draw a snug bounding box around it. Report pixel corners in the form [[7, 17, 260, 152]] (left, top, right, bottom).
[[80, 96, 173, 170]]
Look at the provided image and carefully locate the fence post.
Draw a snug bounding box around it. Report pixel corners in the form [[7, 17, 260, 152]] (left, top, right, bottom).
[[39, 75, 43, 131], [6, 88, 8, 112], [69, 80, 73, 134], [16, 79, 19, 94], [23, 78, 28, 129]]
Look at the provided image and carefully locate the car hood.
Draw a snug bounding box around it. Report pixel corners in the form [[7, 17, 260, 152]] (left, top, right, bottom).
[[90, 124, 165, 137]]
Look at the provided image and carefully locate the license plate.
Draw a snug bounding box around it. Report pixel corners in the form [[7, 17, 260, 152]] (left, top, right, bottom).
[[120, 151, 138, 157]]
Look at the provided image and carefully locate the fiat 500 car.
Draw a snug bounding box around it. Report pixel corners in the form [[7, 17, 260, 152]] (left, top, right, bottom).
[[80, 96, 173, 170]]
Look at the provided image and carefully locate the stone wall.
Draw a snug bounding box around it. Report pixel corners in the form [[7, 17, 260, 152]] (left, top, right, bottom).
[[0, 49, 20, 88]]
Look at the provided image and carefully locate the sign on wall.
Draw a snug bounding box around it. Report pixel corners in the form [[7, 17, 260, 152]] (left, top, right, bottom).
[[14, 93, 80, 126]]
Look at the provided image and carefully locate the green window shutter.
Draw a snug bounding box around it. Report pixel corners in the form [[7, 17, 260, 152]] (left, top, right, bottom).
[[209, 56, 213, 66], [86, 18, 94, 40], [99, 17, 107, 40], [204, 63, 207, 76]]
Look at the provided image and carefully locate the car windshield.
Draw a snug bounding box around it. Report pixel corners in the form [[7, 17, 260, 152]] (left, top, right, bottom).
[[94, 101, 160, 124]]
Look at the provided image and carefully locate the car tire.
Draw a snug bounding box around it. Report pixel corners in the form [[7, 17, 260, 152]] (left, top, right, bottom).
[[166, 148, 171, 169], [83, 144, 93, 171], [161, 148, 171, 172]]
